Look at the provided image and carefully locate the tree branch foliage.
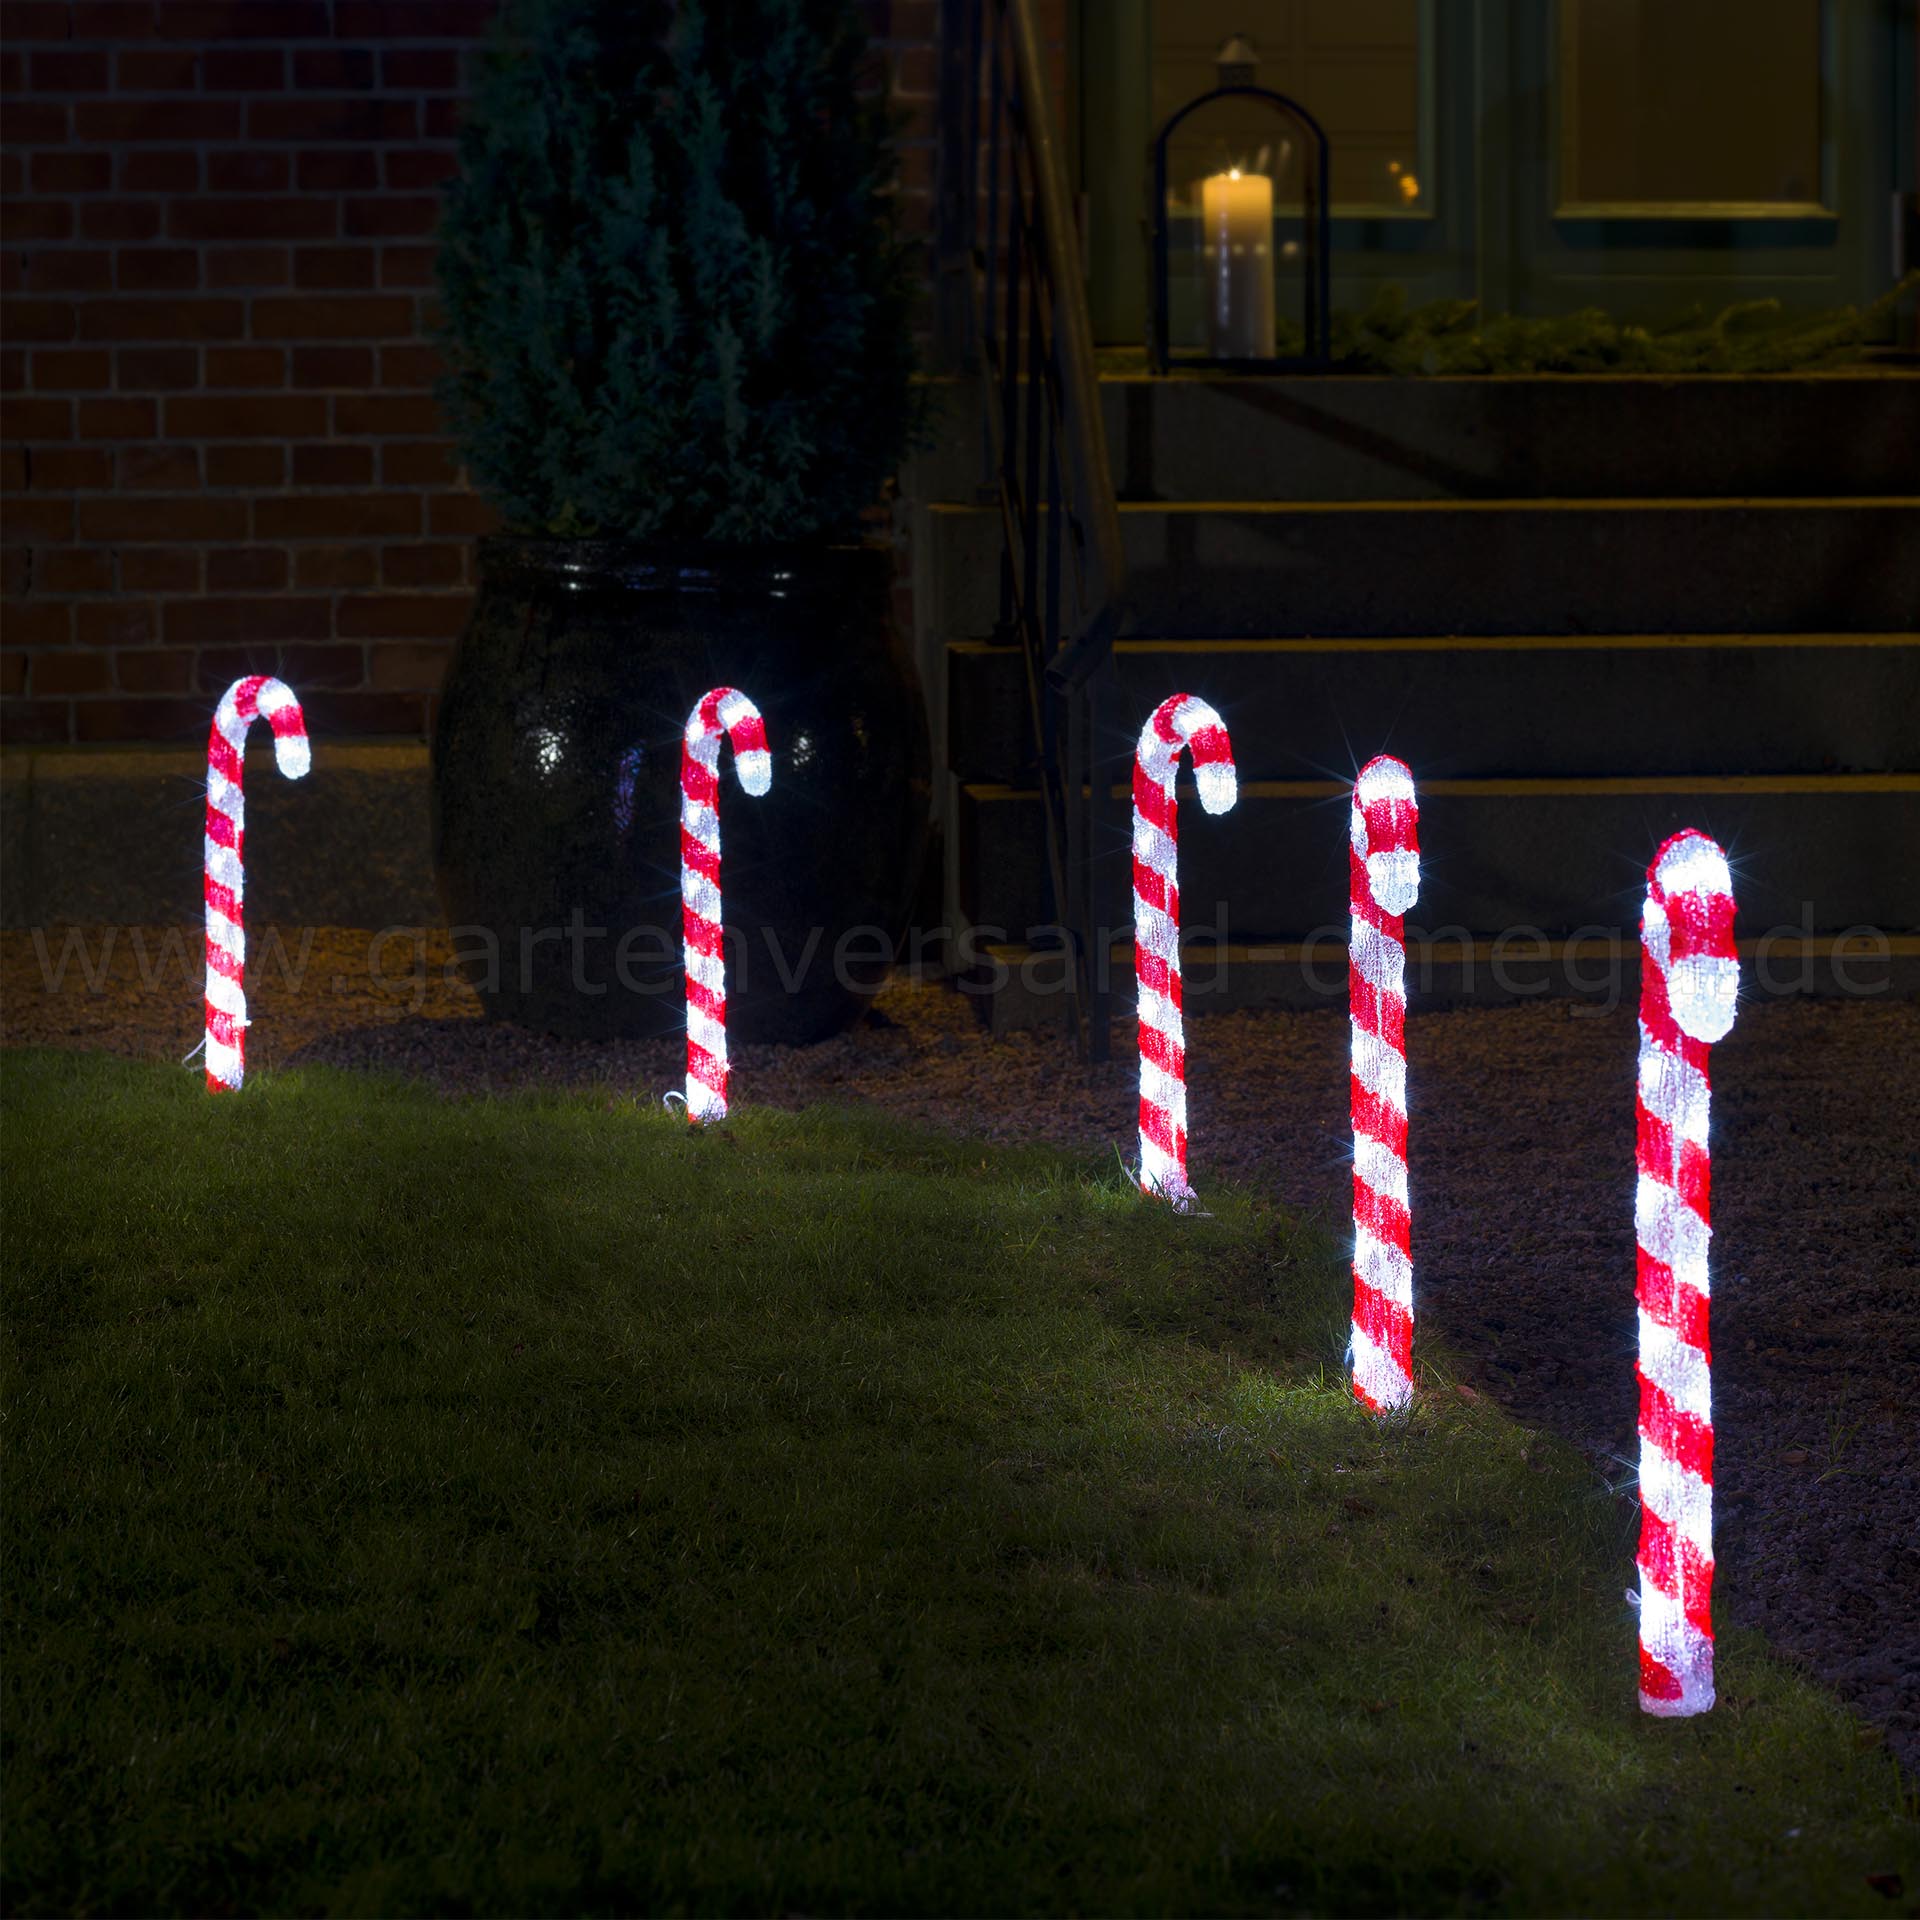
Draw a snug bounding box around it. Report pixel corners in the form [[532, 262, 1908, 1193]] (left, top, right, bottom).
[[1297, 275, 1920, 376], [436, 0, 919, 543]]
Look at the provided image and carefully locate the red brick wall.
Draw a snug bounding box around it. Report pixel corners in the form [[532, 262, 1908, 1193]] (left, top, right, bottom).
[[0, 0, 950, 747]]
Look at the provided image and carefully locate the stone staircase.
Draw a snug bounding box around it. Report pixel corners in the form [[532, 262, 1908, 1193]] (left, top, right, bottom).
[[911, 371, 1920, 1025]]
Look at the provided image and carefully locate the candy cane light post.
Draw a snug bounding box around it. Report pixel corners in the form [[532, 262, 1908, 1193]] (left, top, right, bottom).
[[1634, 829, 1738, 1717], [203, 674, 311, 1092], [680, 686, 771, 1124], [1348, 755, 1421, 1413], [1133, 693, 1237, 1210]]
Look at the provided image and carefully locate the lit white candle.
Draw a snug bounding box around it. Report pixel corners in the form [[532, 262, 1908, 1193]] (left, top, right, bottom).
[[1200, 167, 1275, 359]]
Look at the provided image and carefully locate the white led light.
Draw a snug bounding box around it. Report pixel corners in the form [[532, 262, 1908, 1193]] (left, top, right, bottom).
[[202, 675, 311, 1094], [1633, 827, 1738, 1717], [679, 687, 771, 1124], [1347, 755, 1420, 1413], [1132, 694, 1237, 1209]]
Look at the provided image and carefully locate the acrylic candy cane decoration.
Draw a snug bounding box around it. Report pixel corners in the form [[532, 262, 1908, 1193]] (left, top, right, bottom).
[[1348, 755, 1421, 1413], [203, 674, 311, 1092], [680, 686, 771, 1124], [1634, 828, 1738, 1716], [1133, 693, 1237, 1209]]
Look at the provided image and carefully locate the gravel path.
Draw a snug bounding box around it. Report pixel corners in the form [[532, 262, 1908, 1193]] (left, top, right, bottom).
[[6, 927, 1915, 1773]]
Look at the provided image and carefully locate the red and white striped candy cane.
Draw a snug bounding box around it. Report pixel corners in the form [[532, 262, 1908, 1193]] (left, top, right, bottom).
[[681, 686, 771, 1124], [1348, 754, 1421, 1413], [1133, 693, 1237, 1209], [1635, 828, 1738, 1716], [203, 674, 310, 1092]]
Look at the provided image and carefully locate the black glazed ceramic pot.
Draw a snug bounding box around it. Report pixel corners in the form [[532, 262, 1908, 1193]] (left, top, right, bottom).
[[432, 538, 930, 1044]]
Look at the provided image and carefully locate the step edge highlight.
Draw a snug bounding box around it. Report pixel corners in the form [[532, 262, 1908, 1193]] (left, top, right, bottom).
[[975, 934, 1920, 963], [947, 632, 1920, 655], [927, 497, 1920, 517], [964, 775, 1920, 801]]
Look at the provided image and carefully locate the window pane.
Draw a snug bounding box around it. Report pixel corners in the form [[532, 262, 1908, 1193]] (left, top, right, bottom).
[[1153, 0, 1426, 215], [1559, 0, 1824, 207]]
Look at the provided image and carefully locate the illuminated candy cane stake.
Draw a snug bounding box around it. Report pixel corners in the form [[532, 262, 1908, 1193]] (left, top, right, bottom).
[[680, 686, 771, 1124], [1634, 828, 1739, 1716], [1133, 693, 1237, 1209], [203, 674, 311, 1092], [1348, 755, 1421, 1413]]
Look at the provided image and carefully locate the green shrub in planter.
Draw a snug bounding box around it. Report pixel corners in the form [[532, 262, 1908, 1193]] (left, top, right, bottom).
[[430, 0, 931, 1047], [435, 0, 919, 543]]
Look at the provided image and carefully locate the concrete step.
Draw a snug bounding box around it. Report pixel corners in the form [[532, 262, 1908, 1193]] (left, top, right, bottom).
[[948, 634, 1920, 784], [925, 499, 1920, 640], [956, 775, 1920, 940], [969, 932, 1920, 1029], [0, 744, 437, 929], [910, 371, 1920, 505]]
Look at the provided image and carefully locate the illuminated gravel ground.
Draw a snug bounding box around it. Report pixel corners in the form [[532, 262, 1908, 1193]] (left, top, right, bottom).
[[5, 930, 1914, 1776]]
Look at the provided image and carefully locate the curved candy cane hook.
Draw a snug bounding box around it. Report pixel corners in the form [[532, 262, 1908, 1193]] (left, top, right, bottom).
[[203, 674, 310, 1092], [1635, 828, 1737, 1717], [681, 686, 771, 1124], [1132, 692, 1237, 1209], [1348, 754, 1420, 1413]]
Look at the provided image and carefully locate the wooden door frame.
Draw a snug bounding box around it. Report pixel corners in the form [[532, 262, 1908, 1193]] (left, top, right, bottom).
[[1078, 0, 1471, 342], [1077, 0, 1910, 344], [1502, 0, 1901, 321]]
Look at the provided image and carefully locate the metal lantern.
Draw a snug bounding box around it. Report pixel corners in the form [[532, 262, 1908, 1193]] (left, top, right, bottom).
[[1150, 34, 1331, 372]]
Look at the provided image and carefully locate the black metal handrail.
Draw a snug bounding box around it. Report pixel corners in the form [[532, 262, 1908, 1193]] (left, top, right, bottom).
[[937, 0, 1126, 1060]]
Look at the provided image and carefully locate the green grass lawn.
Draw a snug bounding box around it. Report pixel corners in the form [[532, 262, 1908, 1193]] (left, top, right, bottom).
[[3, 1049, 1913, 1917]]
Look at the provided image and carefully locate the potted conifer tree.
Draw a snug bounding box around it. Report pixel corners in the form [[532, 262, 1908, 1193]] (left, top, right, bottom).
[[432, 0, 928, 1043]]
